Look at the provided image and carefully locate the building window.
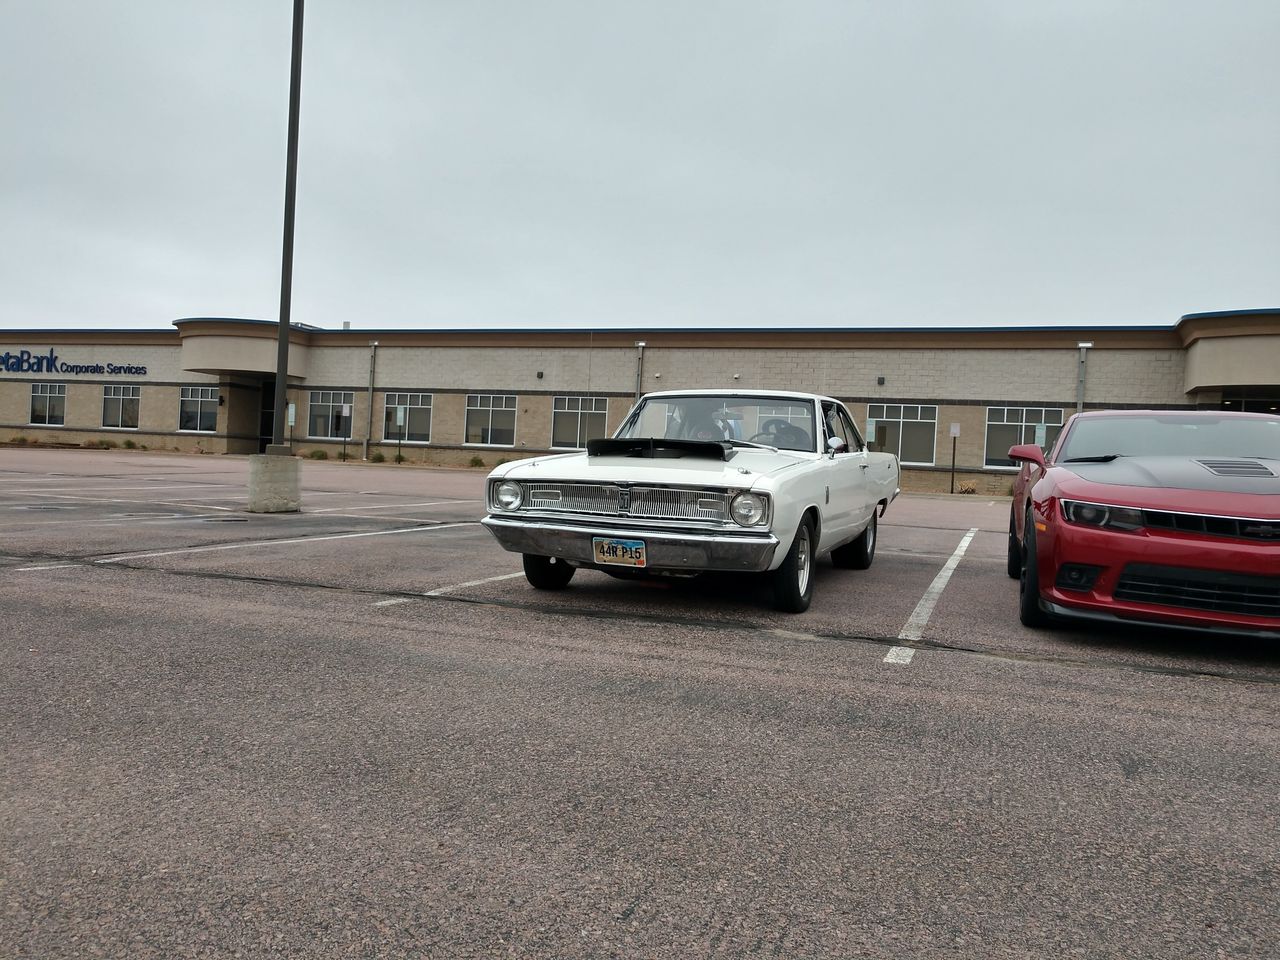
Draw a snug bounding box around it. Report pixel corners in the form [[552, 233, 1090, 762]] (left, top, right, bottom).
[[867, 404, 937, 465], [30, 383, 67, 426], [309, 390, 354, 439], [384, 393, 432, 443], [179, 386, 218, 432], [985, 407, 1065, 467], [552, 396, 608, 448], [465, 394, 516, 445], [102, 385, 140, 429]]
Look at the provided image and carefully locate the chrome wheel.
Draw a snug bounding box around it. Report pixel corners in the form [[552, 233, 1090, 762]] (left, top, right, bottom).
[[796, 526, 811, 594]]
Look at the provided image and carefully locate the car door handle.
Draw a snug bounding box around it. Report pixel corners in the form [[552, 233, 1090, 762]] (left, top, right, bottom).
[[859, 463, 869, 470]]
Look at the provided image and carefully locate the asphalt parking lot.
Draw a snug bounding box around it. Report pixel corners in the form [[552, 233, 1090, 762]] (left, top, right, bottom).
[[2, 448, 1277, 959]]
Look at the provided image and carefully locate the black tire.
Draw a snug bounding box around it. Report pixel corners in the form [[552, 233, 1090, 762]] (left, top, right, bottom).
[[772, 516, 816, 613], [1006, 508, 1022, 579], [522, 554, 575, 590], [1018, 510, 1049, 628], [832, 513, 877, 570]]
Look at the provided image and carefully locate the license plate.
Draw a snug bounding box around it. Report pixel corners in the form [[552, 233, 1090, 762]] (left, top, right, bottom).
[[593, 537, 646, 567]]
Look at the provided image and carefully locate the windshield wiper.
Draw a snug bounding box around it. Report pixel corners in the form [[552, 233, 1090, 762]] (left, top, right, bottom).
[[726, 439, 778, 451], [1064, 454, 1124, 463]]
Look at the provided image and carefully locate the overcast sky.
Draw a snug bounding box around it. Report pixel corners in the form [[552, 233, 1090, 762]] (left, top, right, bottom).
[[2, 1, 1277, 332]]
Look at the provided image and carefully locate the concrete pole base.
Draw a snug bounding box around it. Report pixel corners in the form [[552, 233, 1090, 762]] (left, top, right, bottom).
[[248, 451, 301, 513]]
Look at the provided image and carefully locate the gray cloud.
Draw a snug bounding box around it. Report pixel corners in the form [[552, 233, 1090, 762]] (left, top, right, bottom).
[[2, 0, 1277, 331]]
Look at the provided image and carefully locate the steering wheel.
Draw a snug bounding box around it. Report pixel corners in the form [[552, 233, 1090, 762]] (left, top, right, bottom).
[[750, 419, 806, 447]]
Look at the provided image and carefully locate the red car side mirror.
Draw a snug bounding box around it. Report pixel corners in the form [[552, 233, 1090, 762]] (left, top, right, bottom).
[[1008, 443, 1046, 468]]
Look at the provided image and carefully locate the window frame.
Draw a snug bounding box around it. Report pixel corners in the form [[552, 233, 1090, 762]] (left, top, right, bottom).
[[550, 395, 609, 450], [464, 393, 518, 447], [101, 384, 141, 430], [29, 382, 67, 427], [178, 385, 219, 434], [867, 403, 938, 466], [983, 406, 1066, 470], [307, 390, 355, 440], [383, 392, 433, 444]]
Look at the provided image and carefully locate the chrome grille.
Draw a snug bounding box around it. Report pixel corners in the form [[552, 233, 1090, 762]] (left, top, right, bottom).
[[521, 482, 731, 522]]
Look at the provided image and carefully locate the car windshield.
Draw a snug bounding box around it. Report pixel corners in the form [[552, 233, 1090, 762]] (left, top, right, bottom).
[[617, 395, 818, 452], [1057, 414, 1280, 461]]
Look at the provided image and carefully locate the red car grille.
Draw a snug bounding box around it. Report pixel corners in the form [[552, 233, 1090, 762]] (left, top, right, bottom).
[[1114, 564, 1280, 618], [1141, 510, 1280, 542]]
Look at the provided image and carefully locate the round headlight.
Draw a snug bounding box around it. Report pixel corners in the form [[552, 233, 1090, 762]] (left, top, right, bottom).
[[495, 480, 523, 510], [730, 492, 766, 526]]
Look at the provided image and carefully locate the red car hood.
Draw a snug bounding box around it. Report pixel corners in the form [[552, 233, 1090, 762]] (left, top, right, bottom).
[[1048, 456, 1280, 519]]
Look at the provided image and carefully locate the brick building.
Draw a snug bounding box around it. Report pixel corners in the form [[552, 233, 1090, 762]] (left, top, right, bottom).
[[3, 309, 1277, 493]]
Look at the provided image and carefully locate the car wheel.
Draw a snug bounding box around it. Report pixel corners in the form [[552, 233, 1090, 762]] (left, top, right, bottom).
[[1018, 510, 1049, 628], [832, 513, 876, 570], [522, 554, 575, 590], [1006, 508, 1021, 579], [772, 516, 816, 613]]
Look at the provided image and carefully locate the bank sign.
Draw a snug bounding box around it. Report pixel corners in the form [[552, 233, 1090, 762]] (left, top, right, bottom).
[[1, 348, 148, 377]]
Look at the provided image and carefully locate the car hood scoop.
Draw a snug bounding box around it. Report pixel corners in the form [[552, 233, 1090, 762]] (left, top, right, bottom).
[[587, 438, 732, 460], [1066, 456, 1280, 493], [1196, 459, 1275, 478]]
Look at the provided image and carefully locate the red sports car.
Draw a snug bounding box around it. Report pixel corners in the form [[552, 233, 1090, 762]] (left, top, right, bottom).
[[1007, 410, 1280, 638]]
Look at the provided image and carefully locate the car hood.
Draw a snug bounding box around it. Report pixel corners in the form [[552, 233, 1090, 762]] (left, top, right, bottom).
[[1050, 456, 1280, 517], [490, 448, 808, 490]]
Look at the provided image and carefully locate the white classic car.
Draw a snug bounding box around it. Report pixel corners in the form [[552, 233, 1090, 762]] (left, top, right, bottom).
[[482, 390, 901, 612]]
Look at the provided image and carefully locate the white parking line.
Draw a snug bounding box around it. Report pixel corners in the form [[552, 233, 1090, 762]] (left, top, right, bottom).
[[13, 563, 82, 572], [5, 484, 243, 494], [883, 647, 915, 665], [424, 571, 524, 597], [326, 513, 483, 523], [890, 526, 980, 657], [3, 494, 238, 512], [310, 500, 480, 514], [373, 597, 413, 607], [0, 513, 210, 528], [95, 521, 478, 563]]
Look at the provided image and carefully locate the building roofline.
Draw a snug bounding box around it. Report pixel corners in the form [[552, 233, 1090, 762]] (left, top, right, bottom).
[[1178, 308, 1280, 322]]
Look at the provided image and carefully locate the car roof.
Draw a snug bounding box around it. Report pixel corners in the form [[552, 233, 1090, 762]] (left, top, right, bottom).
[[641, 389, 837, 403], [1071, 409, 1280, 420]]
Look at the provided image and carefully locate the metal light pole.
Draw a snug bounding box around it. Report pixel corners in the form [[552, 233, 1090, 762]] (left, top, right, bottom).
[[247, 0, 305, 513], [634, 341, 646, 403], [270, 0, 305, 452], [1075, 341, 1093, 415]]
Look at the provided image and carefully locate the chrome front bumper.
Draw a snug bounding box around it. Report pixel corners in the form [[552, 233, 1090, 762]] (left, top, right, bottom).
[[482, 516, 780, 572]]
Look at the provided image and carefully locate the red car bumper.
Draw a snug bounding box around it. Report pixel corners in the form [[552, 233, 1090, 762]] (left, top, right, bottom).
[[1034, 516, 1280, 638]]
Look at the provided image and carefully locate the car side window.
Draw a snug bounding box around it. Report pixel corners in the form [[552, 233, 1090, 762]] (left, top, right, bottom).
[[837, 407, 864, 451], [821, 404, 843, 450]]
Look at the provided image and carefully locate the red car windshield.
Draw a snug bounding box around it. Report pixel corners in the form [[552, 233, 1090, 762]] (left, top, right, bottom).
[[1058, 415, 1280, 461]]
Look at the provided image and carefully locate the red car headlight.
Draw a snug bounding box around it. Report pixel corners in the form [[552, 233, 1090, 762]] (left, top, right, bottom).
[[1060, 499, 1144, 532]]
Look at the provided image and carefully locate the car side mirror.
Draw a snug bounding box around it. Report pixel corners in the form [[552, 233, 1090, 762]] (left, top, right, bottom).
[[827, 436, 847, 458], [1008, 443, 1046, 468]]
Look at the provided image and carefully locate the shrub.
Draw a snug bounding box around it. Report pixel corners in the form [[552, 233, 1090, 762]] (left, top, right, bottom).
[[337, 450, 351, 461], [468, 455, 485, 468], [394, 453, 406, 464], [140, 444, 149, 451], [370, 451, 386, 463], [309, 449, 328, 460], [957, 481, 977, 495], [495, 458, 511, 466], [123, 439, 137, 449], [12, 436, 28, 445]]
